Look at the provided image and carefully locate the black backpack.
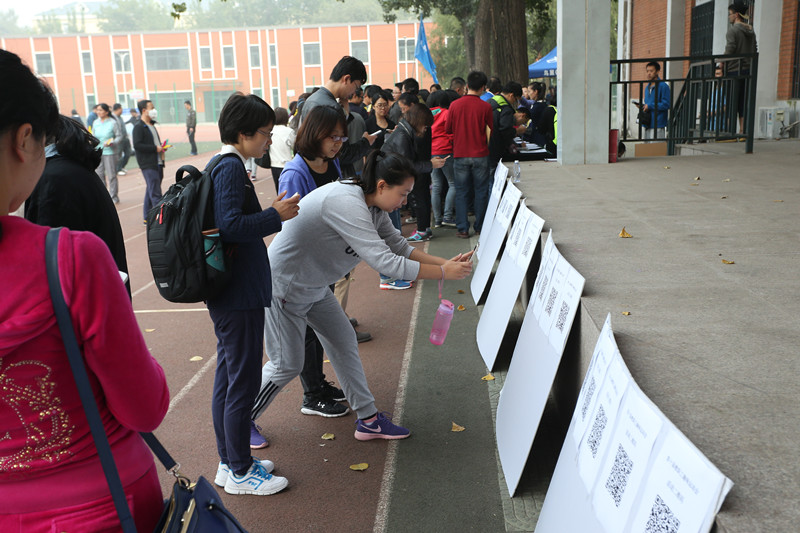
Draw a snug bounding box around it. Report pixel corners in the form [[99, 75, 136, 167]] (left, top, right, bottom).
[[146, 153, 238, 303]]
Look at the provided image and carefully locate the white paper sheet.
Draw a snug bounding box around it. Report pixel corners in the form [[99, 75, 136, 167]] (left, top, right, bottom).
[[572, 315, 619, 448], [625, 430, 728, 533], [530, 231, 557, 319], [476, 164, 508, 260], [547, 266, 585, 352], [593, 387, 664, 533], [577, 355, 632, 491], [537, 254, 569, 333], [505, 200, 532, 261]]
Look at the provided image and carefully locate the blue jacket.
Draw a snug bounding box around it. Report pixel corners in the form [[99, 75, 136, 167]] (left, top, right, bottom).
[[644, 79, 671, 130], [278, 154, 341, 198], [206, 151, 282, 310]]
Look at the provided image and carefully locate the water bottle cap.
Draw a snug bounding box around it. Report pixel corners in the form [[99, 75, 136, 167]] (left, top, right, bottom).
[[440, 299, 454, 311]]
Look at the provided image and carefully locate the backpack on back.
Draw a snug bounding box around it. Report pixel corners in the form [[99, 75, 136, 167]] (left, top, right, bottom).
[[146, 153, 239, 303]]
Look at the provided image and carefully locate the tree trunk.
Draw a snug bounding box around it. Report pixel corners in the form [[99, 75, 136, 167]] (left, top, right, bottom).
[[462, 19, 476, 72], [474, 0, 492, 74], [492, 0, 529, 84]]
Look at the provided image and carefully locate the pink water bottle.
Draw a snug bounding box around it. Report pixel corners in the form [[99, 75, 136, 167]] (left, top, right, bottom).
[[429, 299, 455, 345]]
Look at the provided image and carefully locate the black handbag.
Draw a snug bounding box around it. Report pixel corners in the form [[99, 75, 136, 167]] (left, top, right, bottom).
[[638, 106, 652, 126], [45, 227, 248, 533]]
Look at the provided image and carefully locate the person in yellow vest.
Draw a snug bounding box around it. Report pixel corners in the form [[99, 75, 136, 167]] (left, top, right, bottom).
[[488, 81, 525, 169], [533, 91, 557, 157]]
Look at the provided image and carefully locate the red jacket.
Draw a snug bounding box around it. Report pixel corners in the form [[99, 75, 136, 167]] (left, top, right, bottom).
[[430, 107, 453, 156], [0, 217, 169, 513]]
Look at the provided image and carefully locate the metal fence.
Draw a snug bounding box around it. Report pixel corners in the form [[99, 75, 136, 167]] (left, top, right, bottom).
[[610, 53, 758, 155]]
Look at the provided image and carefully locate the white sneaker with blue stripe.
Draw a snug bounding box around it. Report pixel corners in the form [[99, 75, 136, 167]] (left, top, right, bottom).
[[223, 461, 287, 495], [215, 457, 275, 487]]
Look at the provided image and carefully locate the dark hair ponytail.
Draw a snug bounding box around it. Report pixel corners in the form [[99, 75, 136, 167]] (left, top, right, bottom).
[[357, 150, 417, 195], [51, 115, 102, 170]]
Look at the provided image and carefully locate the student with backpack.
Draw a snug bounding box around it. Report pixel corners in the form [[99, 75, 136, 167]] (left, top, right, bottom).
[[205, 92, 300, 496]]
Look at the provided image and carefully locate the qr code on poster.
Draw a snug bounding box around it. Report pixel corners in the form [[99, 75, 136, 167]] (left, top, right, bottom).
[[544, 287, 558, 315], [587, 404, 607, 458], [554, 301, 570, 332], [580, 377, 596, 420], [605, 444, 634, 507], [537, 275, 549, 301], [520, 236, 533, 259], [644, 495, 680, 533]]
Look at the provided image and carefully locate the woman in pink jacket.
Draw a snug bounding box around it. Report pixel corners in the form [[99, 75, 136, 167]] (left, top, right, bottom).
[[0, 49, 170, 532]]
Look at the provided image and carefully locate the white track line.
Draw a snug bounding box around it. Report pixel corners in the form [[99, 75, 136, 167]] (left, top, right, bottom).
[[166, 352, 217, 416], [124, 230, 146, 244], [373, 244, 427, 533], [118, 202, 145, 214], [134, 308, 208, 314], [131, 279, 155, 298]]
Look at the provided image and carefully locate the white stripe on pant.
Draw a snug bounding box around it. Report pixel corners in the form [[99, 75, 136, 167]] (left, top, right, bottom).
[[251, 291, 377, 421]]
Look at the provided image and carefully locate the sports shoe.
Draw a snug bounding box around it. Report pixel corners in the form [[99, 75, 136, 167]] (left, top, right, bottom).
[[215, 457, 275, 487], [321, 380, 346, 402], [433, 221, 443, 228], [442, 219, 456, 227], [354, 412, 410, 441], [404, 216, 417, 224], [117, 169, 126, 175], [348, 317, 359, 328], [301, 396, 350, 418], [224, 461, 288, 495], [356, 330, 373, 343], [250, 421, 269, 449], [380, 278, 413, 290], [407, 230, 432, 242], [456, 231, 470, 239]]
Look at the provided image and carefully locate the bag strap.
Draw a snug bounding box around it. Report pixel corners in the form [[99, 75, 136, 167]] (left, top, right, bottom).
[[45, 228, 138, 533]]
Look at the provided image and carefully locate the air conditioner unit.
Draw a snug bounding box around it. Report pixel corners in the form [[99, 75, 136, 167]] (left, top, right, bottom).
[[756, 107, 786, 139]]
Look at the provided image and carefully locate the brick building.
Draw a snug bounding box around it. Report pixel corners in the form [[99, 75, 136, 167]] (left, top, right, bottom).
[[616, 0, 799, 138], [0, 21, 435, 124]]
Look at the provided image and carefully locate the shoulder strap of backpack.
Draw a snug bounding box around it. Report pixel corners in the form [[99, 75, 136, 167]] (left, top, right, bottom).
[[173, 152, 241, 184]]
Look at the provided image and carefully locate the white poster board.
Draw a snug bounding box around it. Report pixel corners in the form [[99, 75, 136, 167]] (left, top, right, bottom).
[[470, 183, 522, 304], [495, 238, 584, 495], [534, 317, 733, 533], [476, 163, 509, 260], [475, 202, 543, 370]]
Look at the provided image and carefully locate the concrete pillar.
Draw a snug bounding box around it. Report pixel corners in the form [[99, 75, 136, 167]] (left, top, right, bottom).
[[665, 0, 686, 81], [752, 0, 780, 113], [556, 0, 611, 165]]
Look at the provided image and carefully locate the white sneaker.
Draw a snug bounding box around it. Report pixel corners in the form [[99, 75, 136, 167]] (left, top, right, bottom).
[[223, 461, 287, 495], [215, 457, 275, 487]]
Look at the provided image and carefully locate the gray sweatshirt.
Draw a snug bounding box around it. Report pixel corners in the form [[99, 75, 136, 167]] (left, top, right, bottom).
[[268, 181, 420, 302]]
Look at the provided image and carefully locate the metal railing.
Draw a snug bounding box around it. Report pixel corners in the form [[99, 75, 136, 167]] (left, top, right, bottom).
[[609, 53, 758, 155]]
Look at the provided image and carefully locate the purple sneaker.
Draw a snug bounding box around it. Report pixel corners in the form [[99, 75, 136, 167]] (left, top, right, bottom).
[[250, 421, 269, 449], [354, 412, 410, 441]]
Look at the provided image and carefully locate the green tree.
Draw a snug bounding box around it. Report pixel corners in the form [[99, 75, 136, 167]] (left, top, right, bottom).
[[98, 0, 176, 32], [35, 13, 64, 35], [1, 9, 27, 36], [428, 12, 467, 84]]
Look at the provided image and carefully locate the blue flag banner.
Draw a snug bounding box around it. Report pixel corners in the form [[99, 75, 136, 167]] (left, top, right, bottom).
[[415, 15, 439, 85]]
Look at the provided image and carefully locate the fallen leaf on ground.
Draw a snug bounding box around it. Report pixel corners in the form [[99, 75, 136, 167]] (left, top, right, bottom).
[[622, 311, 631, 316], [690, 183, 699, 186], [618, 227, 632, 238], [664, 166, 670, 169], [722, 178, 731, 182], [694, 176, 701, 180], [451, 422, 466, 432], [774, 200, 784, 203], [145, 328, 155, 332], [721, 196, 728, 199], [482, 373, 495, 381], [350, 463, 369, 471], [321, 433, 335, 440], [457, 289, 465, 294], [189, 356, 203, 362], [323, 359, 330, 363], [457, 305, 466, 311], [722, 259, 735, 264]]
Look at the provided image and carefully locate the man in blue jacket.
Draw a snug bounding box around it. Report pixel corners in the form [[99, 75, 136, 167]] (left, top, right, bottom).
[[642, 61, 671, 140]]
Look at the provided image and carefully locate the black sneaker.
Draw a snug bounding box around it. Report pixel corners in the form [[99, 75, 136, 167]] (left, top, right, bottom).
[[301, 396, 350, 418], [320, 381, 346, 402]]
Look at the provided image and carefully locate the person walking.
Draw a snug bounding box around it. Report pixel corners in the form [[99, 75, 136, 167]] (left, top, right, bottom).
[[92, 103, 122, 204], [112, 103, 131, 176], [725, 0, 757, 134], [132, 99, 166, 223], [185, 100, 198, 155], [427, 89, 456, 228]]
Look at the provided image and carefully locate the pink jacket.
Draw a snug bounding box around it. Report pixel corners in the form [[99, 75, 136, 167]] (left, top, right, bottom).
[[0, 216, 169, 513]]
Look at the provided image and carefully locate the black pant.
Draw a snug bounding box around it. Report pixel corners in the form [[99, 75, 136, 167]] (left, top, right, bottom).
[[271, 167, 282, 194], [413, 172, 432, 232], [187, 128, 197, 154], [116, 138, 131, 171], [299, 326, 327, 398]]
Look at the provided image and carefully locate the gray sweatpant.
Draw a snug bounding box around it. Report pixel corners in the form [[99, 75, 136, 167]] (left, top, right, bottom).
[[251, 290, 377, 420]]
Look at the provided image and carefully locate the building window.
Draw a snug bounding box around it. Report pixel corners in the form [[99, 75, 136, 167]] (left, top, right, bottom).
[[398, 38, 415, 62], [86, 94, 96, 111], [249, 45, 261, 68], [271, 88, 280, 107], [145, 49, 190, 71], [253, 88, 263, 98], [269, 44, 277, 66], [351, 41, 369, 64], [81, 51, 92, 73], [223, 46, 234, 69], [35, 53, 53, 75], [114, 50, 131, 72], [199, 47, 211, 69], [303, 43, 321, 66]]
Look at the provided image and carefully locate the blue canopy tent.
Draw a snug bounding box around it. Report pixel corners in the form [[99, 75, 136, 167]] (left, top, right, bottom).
[[528, 47, 557, 78]]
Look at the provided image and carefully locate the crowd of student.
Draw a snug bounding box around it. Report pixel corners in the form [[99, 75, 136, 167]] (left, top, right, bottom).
[[1, 47, 565, 529]]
